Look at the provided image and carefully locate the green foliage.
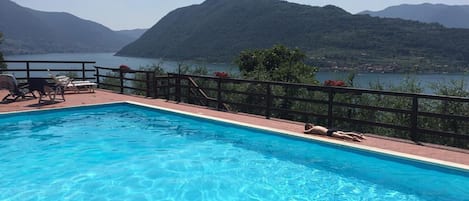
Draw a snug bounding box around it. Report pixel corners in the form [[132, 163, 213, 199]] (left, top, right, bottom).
[[422, 80, 469, 148], [431, 80, 469, 97], [236, 45, 319, 84], [147, 63, 167, 76], [130, 63, 211, 97], [360, 77, 423, 139], [338, 76, 468, 148], [136, 63, 167, 76], [345, 71, 356, 87], [100, 72, 121, 92], [63, 71, 78, 79], [232, 45, 319, 118], [118, 0, 469, 72], [0, 32, 7, 70], [378, 77, 423, 139], [176, 63, 209, 75], [132, 63, 168, 96]]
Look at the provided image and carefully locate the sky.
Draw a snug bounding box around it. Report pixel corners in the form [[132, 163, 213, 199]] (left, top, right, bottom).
[[10, 0, 469, 31]]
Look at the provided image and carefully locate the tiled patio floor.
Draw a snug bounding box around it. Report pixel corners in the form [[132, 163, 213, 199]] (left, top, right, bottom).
[[1, 90, 468, 168]]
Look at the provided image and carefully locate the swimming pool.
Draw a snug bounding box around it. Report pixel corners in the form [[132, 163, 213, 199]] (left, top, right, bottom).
[[0, 103, 468, 201]]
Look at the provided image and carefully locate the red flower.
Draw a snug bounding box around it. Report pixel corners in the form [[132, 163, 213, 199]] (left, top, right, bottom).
[[114, 64, 133, 73], [324, 80, 346, 87], [214, 72, 229, 78], [119, 65, 130, 71]]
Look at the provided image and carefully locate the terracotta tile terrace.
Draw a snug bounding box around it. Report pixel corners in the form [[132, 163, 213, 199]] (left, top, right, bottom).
[[1, 90, 468, 168]]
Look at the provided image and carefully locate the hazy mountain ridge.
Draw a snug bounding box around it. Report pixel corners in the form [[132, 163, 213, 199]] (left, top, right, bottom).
[[0, 0, 133, 55], [116, 28, 148, 40], [360, 3, 469, 29], [116, 0, 469, 72]]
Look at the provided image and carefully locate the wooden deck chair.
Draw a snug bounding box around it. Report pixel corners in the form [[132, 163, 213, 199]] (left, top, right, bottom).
[[0, 74, 35, 102], [27, 78, 65, 103]]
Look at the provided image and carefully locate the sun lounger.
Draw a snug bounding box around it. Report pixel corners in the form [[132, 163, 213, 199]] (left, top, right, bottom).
[[48, 70, 97, 93], [0, 74, 35, 102], [55, 75, 97, 93]]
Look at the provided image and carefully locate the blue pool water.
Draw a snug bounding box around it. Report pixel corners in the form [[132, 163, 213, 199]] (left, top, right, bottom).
[[0, 103, 468, 201]]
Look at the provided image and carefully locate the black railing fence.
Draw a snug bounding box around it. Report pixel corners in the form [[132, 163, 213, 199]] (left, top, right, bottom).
[[1, 60, 96, 81], [94, 66, 157, 96], [4, 64, 469, 149], [94, 66, 469, 149]]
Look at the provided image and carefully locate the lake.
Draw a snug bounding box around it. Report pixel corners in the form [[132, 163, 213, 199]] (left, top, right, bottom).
[[5, 52, 469, 94]]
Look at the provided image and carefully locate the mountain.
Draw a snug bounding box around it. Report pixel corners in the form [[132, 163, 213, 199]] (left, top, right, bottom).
[[117, 0, 469, 72], [116, 28, 148, 40], [360, 3, 469, 29], [0, 0, 133, 55]]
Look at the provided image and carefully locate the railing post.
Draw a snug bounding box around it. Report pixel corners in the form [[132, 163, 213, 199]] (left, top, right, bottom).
[[166, 74, 170, 101], [153, 73, 158, 99], [146, 71, 151, 97], [119, 71, 124, 94], [26, 62, 30, 80], [217, 77, 222, 111], [176, 74, 181, 102], [95, 67, 100, 88], [82, 62, 86, 80], [411, 95, 419, 143], [187, 77, 192, 104], [266, 83, 272, 119], [327, 88, 334, 128]]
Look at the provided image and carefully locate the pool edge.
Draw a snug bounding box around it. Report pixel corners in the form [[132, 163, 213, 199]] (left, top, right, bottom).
[[0, 101, 126, 115], [125, 101, 469, 172], [2, 100, 468, 172]]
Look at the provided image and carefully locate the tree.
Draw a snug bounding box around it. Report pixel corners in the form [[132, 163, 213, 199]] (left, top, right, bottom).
[[236, 45, 318, 84], [235, 45, 320, 119], [0, 32, 7, 70]]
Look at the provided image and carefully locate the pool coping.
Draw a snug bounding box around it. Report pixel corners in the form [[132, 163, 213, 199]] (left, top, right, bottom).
[[125, 101, 469, 172], [2, 100, 468, 172]]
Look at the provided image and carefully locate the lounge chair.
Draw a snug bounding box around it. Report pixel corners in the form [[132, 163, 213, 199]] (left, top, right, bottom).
[[27, 78, 65, 103], [0, 74, 35, 102], [48, 70, 97, 93]]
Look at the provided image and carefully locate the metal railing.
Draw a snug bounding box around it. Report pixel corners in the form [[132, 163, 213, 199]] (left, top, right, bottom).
[[161, 73, 469, 149], [74, 66, 469, 149], [1, 60, 96, 81], [94, 66, 156, 97]]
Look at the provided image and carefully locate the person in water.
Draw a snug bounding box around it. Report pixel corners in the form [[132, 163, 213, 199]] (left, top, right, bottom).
[[304, 123, 365, 142]]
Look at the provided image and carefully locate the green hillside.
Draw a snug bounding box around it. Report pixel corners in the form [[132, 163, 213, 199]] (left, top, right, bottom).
[[0, 0, 132, 55], [117, 0, 469, 72]]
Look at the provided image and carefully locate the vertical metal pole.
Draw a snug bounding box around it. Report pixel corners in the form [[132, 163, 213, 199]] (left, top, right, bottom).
[[411, 95, 419, 143], [146, 72, 151, 97], [186, 78, 188, 104], [177, 65, 181, 102], [119, 71, 124, 94], [166, 74, 170, 101], [82, 62, 86, 80], [153, 72, 158, 99], [327, 88, 334, 128], [266, 83, 272, 119], [95, 67, 100, 88], [217, 78, 222, 111], [26, 62, 30, 80], [176, 74, 181, 103]]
